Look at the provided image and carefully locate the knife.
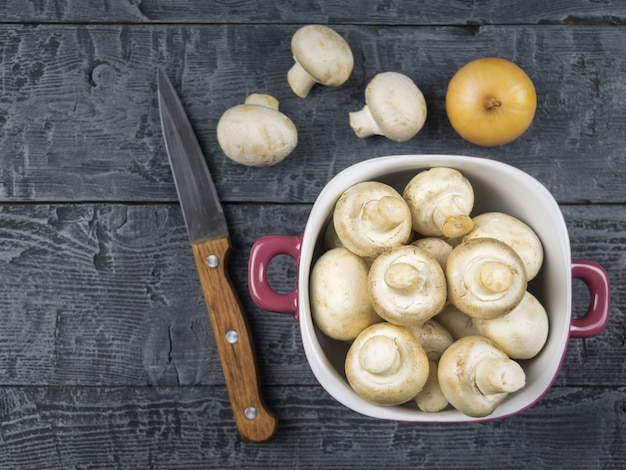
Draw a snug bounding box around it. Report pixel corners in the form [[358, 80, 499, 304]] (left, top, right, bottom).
[[157, 67, 278, 442]]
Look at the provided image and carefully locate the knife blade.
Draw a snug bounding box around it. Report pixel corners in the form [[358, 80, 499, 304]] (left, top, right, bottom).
[[157, 67, 277, 442]]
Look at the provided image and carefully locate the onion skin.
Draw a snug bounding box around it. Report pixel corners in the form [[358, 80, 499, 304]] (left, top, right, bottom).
[[446, 57, 537, 147]]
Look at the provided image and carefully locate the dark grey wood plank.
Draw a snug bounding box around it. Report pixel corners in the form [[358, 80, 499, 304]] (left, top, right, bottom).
[[558, 204, 626, 388], [0, 385, 623, 469], [1, 1, 626, 25], [0, 203, 311, 387], [0, 25, 625, 204], [0, 203, 622, 388], [0, 3, 621, 468]]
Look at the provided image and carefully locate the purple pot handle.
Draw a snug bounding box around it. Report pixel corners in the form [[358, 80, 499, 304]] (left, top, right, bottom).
[[248, 234, 303, 320], [569, 259, 610, 338]]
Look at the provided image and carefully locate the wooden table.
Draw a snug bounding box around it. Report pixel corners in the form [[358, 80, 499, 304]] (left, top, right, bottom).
[[0, 2, 624, 468]]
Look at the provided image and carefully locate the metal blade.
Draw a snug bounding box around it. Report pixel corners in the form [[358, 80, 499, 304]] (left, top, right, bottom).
[[157, 67, 228, 243]]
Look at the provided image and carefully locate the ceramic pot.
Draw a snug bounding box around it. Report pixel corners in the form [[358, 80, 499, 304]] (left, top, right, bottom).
[[248, 155, 610, 422]]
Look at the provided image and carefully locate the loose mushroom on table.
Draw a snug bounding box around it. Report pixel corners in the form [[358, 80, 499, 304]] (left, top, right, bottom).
[[216, 93, 298, 167], [287, 24, 354, 98], [349, 71, 427, 142]]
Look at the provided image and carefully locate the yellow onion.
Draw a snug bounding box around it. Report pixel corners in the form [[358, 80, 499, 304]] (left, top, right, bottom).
[[446, 57, 537, 147]]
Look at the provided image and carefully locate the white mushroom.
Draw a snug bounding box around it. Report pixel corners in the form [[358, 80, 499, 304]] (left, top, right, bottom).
[[310, 247, 380, 341], [473, 291, 549, 360], [438, 336, 526, 417], [333, 181, 412, 259], [415, 360, 449, 413], [288, 24, 354, 98], [463, 212, 544, 280], [446, 238, 527, 320], [345, 322, 429, 406], [407, 319, 453, 361], [434, 304, 480, 340], [408, 320, 453, 413], [216, 94, 298, 167], [368, 245, 447, 326], [403, 167, 474, 238], [411, 237, 453, 271], [349, 72, 427, 142]]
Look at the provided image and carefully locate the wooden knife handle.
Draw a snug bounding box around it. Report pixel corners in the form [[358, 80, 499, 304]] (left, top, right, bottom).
[[192, 235, 278, 442]]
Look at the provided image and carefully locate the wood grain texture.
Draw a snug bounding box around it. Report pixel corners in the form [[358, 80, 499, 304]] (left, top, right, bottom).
[[2, 1, 626, 25], [0, 3, 624, 467], [0, 203, 311, 387], [0, 25, 625, 203], [0, 203, 622, 388], [0, 385, 623, 469], [191, 236, 278, 442]]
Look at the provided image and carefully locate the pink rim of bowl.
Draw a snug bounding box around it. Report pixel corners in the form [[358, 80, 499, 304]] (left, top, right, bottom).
[[248, 154, 610, 422]]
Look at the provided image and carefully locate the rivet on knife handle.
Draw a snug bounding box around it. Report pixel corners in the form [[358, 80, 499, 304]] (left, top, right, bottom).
[[192, 235, 278, 442]]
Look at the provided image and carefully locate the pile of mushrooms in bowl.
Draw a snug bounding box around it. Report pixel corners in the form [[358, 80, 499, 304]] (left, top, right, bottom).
[[248, 154, 610, 422]]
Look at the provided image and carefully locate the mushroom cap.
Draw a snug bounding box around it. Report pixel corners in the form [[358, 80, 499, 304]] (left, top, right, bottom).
[[464, 212, 544, 280], [290, 24, 354, 87], [333, 181, 412, 259], [438, 336, 526, 417], [446, 237, 527, 320], [311, 247, 380, 341], [216, 98, 298, 167], [358, 72, 427, 142], [403, 167, 474, 238], [473, 291, 549, 359], [411, 237, 453, 271], [407, 319, 454, 361], [345, 322, 429, 406], [415, 359, 449, 413], [368, 245, 447, 326], [434, 304, 480, 340]]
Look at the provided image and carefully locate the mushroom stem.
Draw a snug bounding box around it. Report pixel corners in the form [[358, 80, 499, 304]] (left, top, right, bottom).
[[358, 335, 400, 375], [287, 62, 318, 99], [349, 106, 382, 138], [479, 261, 514, 293], [384, 262, 426, 292], [361, 196, 408, 232], [433, 196, 473, 238], [244, 93, 280, 110], [378, 196, 408, 224], [474, 357, 525, 394]]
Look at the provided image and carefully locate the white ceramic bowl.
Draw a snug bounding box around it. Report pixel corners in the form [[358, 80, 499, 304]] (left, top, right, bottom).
[[249, 155, 610, 422]]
